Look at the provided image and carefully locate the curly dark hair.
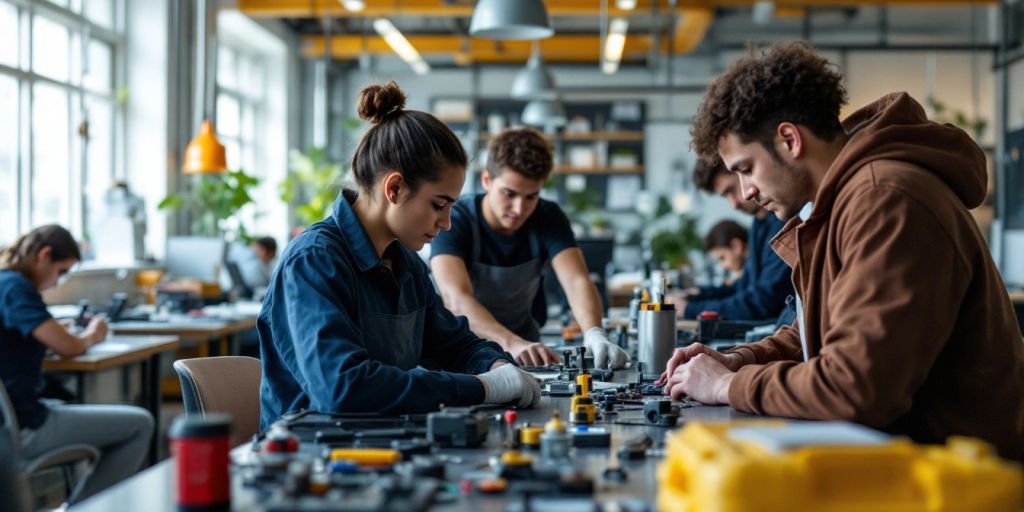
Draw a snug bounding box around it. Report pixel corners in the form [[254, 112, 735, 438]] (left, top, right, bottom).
[[691, 157, 728, 193], [703, 220, 748, 252], [487, 127, 553, 181], [691, 41, 848, 163]]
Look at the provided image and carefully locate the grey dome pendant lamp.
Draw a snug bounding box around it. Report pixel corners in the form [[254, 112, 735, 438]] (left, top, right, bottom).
[[470, 0, 554, 40], [522, 99, 567, 128], [511, 45, 557, 100]]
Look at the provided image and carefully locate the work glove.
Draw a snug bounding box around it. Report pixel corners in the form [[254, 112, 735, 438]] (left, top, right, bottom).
[[584, 327, 630, 370], [477, 363, 542, 408]]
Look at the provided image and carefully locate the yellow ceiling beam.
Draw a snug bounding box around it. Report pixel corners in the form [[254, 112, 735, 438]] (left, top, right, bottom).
[[669, 8, 714, 54], [240, 0, 994, 18], [303, 34, 654, 64]]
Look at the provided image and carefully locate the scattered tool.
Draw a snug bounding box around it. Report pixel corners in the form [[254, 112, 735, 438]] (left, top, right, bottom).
[[427, 407, 489, 448], [617, 433, 654, 460], [569, 347, 597, 425], [643, 400, 679, 427], [539, 411, 571, 461]]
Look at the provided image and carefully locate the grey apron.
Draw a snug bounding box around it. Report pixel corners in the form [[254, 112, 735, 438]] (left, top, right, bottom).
[[359, 307, 424, 370], [467, 199, 547, 341]]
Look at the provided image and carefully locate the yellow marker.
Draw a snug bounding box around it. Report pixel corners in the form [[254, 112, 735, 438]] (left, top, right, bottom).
[[570, 371, 597, 424], [328, 448, 401, 466]]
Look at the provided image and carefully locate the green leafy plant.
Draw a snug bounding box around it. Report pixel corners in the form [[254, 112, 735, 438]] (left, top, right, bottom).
[[279, 147, 344, 227], [927, 96, 987, 140], [646, 196, 702, 267], [158, 169, 260, 240]]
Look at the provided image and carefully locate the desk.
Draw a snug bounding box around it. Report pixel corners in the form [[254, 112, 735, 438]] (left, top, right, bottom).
[[44, 335, 180, 465], [111, 316, 256, 357], [69, 371, 759, 511]]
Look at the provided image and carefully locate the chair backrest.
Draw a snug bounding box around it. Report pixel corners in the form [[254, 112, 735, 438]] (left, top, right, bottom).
[[0, 380, 22, 453], [173, 356, 262, 447], [0, 433, 30, 512]]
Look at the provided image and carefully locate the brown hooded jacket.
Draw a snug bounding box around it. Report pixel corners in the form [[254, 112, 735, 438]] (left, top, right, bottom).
[[726, 92, 1024, 461]]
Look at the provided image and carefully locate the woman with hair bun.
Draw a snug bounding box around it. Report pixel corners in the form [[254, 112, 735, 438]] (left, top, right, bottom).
[[258, 82, 540, 427]]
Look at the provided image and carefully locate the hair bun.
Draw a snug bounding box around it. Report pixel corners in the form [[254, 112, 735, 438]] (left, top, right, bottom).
[[357, 81, 407, 124]]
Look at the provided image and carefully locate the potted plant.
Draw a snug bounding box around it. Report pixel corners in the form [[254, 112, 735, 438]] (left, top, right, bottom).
[[158, 169, 260, 241], [279, 147, 345, 228], [645, 196, 702, 268]]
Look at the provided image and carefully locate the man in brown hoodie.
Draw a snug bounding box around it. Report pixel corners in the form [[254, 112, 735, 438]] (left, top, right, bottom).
[[662, 41, 1024, 461]]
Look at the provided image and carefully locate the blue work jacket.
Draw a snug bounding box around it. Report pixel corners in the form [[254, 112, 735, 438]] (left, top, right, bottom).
[[684, 214, 793, 321], [258, 190, 513, 428]]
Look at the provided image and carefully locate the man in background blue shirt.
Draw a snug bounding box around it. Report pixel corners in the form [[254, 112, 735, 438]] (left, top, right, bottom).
[[675, 159, 792, 321]]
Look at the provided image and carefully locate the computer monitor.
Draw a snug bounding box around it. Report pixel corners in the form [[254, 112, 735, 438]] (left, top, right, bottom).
[[165, 236, 226, 281], [225, 260, 254, 300]]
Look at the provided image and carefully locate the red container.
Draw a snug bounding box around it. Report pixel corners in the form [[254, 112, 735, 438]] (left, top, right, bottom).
[[169, 414, 231, 512]]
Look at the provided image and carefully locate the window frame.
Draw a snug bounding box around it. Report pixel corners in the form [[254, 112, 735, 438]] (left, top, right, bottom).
[[0, 0, 125, 245]]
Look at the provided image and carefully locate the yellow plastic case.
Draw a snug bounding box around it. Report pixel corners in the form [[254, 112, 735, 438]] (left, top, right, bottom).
[[657, 420, 1023, 512]]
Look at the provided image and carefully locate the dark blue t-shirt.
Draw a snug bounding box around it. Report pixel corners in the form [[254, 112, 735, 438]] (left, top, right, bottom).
[[430, 194, 578, 324], [0, 270, 53, 429]]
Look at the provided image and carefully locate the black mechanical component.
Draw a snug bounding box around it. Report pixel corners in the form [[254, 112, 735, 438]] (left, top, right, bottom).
[[617, 433, 654, 461], [427, 407, 489, 448], [643, 400, 678, 427], [602, 465, 628, 482], [570, 428, 611, 448]]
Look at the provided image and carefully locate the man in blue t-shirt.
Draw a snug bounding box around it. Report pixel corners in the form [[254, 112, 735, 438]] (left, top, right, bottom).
[[431, 128, 629, 369], [672, 159, 793, 321]]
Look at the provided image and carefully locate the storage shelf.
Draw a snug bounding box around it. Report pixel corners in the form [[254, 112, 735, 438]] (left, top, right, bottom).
[[554, 165, 644, 174], [480, 131, 644, 142]]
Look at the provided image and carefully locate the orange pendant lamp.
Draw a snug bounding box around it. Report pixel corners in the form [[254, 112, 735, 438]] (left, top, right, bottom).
[[182, 120, 228, 174]]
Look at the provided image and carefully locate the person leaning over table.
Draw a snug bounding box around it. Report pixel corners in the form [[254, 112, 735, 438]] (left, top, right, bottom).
[[0, 224, 153, 501], [258, 82, 541, 429], [430, 127, 630, 370], [658, 41, 1024, 461]]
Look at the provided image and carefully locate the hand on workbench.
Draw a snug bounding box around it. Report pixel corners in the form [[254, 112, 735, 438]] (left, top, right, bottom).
[[656, 343, 741, 386], [477, 363, 542, 408], [83, 315, 109, 346], [664, 353, 736, 404], [583, 327, 630, 369], [509, 339, 561, 367]]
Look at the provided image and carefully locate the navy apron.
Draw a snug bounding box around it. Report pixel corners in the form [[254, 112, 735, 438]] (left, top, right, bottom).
[[467, 198, 546, 341]]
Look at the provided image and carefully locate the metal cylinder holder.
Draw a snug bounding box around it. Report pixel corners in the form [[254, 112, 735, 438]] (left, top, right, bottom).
[[637, 303, 676, 377]]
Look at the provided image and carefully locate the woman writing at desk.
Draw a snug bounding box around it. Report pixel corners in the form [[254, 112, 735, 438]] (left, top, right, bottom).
[[0, 224, 153, 501], [259, 82, 540, 427]]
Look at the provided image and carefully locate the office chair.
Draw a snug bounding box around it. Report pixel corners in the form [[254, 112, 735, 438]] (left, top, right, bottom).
[[0, 381, 100, 507], [173, 356, 262, 447]]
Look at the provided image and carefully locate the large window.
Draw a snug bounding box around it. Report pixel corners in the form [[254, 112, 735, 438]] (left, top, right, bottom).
[[215, 10, 288, 241], [0, 0, 123, 246]]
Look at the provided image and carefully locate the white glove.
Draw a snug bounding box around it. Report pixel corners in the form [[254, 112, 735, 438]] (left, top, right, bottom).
[[584, 327, 630, 369], [477, 363, 541, 408]]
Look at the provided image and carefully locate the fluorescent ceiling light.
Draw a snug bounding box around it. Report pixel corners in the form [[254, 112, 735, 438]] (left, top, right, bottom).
[[616, 0, 638, 10], [373, 18, 431, 75], [602, 17, 629, 75], [340, 0, 365, 12], [470, 0, 554, 40]]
